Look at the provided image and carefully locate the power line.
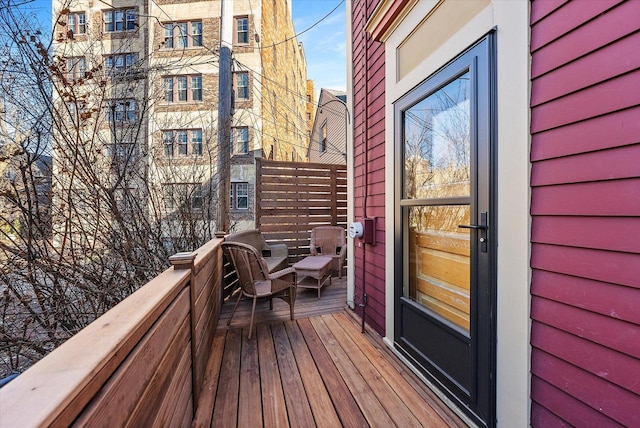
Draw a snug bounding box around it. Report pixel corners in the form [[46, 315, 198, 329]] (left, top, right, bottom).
[[257, 0, 345, 50]]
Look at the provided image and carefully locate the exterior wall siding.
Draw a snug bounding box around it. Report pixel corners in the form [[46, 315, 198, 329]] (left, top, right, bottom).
[[530, 0, 640, 425], [308, 89, 347, 165], [351, 0, 385, 335]]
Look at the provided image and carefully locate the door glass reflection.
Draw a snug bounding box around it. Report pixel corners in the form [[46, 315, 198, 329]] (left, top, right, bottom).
[[403, 72, 470, 200], [406, 205, 471, 333]]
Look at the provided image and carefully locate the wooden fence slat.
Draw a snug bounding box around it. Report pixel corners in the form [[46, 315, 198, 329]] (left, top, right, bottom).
[[74, 289, 191, 426], [152, 345, 192, 427], [191, 330, 227, 427]]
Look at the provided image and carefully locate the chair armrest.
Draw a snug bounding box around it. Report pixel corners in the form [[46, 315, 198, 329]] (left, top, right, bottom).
[[338, 245, 347, 258], [268, 267, 296, 293], [268, 267, 295, 280]]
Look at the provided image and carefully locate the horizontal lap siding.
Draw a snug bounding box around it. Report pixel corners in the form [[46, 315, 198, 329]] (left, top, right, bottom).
[[352, 0, 386, 335], [530, 0, 640, 425]]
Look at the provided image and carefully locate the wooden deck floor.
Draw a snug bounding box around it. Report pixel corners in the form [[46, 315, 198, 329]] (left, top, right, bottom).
[[194, 278, 466, 427]]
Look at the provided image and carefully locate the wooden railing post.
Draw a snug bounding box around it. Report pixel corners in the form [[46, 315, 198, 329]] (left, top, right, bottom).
[[169, 251, 198, 416]]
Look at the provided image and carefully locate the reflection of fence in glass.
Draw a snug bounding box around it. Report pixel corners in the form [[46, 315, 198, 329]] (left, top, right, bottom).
[[404, 72, 470, 200], [408, 205, 471, 332]]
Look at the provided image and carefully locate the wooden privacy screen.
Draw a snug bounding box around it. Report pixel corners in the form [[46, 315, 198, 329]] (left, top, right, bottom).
[[255, 159, 347, 263]]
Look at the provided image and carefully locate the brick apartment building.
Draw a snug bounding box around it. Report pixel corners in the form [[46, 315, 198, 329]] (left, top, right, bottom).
[[51, 0, 313, 240]]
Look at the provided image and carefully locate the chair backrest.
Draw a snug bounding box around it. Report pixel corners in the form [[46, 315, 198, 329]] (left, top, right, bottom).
[[224, 229, 267, 251], [222, 242, 270, 296], [310, 226, 346, 254]]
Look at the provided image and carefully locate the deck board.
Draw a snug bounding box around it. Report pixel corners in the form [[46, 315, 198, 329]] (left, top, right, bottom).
[[322, 313, 421, 427], [297, 317, 368, 427], [272, 323, 317, 427], [238, 332, 262, 428], [198, 277, 466, 427], [257, 324, 289, 428], [310, 315, 396, 427], [284, 320, 342, 428], [212, 329, 241, 426]]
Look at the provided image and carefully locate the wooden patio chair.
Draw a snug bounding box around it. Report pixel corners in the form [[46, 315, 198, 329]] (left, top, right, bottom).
[[310, 226, 347, 278], [222, 241, 296, 339]]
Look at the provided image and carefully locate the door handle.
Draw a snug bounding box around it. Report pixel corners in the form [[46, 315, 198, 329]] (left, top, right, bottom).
[[458, 224, 487, 230], [458, 212, 488, 253]]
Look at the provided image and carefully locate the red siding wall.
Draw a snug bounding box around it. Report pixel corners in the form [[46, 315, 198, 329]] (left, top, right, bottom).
[[530, 0, 640, 425], [352, 0, 386, 334]]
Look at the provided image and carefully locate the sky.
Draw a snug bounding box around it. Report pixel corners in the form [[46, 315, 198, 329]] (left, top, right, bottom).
[[18, 0, 347, 99], [291, 0, 347, 96]]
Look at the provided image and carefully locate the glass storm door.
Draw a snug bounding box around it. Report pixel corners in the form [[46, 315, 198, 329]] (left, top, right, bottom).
[[394, 36, 495, 427]]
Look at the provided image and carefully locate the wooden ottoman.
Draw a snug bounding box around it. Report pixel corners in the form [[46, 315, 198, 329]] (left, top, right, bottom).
[[293, 256, 332, 298]]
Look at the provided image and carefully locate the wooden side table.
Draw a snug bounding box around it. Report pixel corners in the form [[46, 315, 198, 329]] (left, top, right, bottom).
[[293, 256, 332, 298]]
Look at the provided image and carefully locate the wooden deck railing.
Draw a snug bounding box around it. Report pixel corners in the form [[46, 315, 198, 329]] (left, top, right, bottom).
[[0, 238, 224, 427]]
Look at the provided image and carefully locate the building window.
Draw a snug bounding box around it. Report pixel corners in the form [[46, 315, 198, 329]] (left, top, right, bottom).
[[192, 129, 203, 155], [66, 57, 86, 80], [106, 142, 137, 168], [66, 101, 87, 122], [126, 10, 135, 30], [104, 9, 135, 33], [163, 186, 173, 209], [320, 122, 327, 153], [162, 21, 202, 49], [162, 129, 203, 157], [176, 22, 188, 48], [163, 75, 202, 102], [177, 130, 188, 155], [106, 100, 136, 123], [105, 53, 136, 76], [192, 185, 203, 209], [163, 24, 174, 48], [191, 75, 202, 101], [231, 126, 249, 155], [163, 78, 174, 102], [163, 131, 174, 156], [67, 12, 86, 35], [177, 76, 188, 101], [235, 72, 249, 100], [164, 183, 202, 210], [235, 17, 249, 44], [191, 22, 203, 46], [230, 182, 249, 210]]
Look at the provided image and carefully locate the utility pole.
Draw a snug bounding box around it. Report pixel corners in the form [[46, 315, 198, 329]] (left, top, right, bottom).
[[216, 0, 233, 235]]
